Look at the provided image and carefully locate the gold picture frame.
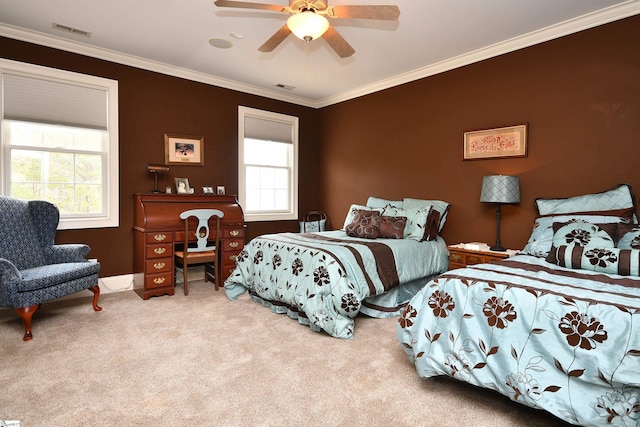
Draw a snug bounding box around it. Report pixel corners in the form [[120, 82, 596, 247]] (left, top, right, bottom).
[[164, 133, 204, 166], [463, 124, 527, 160]]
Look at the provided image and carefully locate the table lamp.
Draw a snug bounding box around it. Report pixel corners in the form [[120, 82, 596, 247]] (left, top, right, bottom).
[[480, 175, 520, 251]]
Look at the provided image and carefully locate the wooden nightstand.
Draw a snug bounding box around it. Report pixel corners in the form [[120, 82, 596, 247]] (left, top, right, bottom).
[[447, 243, 518, 270]]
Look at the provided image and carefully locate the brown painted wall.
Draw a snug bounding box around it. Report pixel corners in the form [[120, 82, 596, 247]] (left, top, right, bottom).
[[0, 37, 321, 277], [318, 15, 640, 250], [1, 14, 638, 277]]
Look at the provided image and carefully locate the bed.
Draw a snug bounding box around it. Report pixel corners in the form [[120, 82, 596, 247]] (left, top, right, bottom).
[[225, 196, 451, 339], [397, 184, 640, 427]]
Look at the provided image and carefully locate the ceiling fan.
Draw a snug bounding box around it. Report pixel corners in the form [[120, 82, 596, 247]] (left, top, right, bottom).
[[213, 0, 400, 58]]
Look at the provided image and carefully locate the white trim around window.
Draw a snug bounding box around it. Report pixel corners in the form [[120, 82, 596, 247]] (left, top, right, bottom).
[[238, 106, 298, 222]]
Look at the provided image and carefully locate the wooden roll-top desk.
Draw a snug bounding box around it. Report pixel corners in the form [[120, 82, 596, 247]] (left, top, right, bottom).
[[133, 194, 245, 299]]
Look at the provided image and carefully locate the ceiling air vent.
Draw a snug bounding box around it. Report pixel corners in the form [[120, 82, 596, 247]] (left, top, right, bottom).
[[52, 23, 91, 37], [274, 83, 295, 91]]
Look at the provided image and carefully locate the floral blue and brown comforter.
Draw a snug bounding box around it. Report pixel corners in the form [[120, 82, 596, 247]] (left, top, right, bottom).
[[225, 231, 448, 339], [397, 255, 640, 427]]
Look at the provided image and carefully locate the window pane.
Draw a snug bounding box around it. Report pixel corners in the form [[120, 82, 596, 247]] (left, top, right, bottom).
[[6, 120, 103, 151], [9, 148, 103, 215], [244, 138, 289, 167], [274, 189, 289, 210]]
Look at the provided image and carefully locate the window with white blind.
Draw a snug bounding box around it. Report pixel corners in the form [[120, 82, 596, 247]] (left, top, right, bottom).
[[0, 59, 119, 229], [238, 106, 298, 222]]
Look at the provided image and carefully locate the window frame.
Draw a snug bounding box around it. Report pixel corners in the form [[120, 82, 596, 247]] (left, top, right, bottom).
[[238, 106, 298, 222], [0, 59, 119, 229]]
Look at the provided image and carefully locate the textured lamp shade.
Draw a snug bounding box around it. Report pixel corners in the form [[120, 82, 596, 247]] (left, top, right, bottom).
[[287, 11, 330, 41], [480, 175, 520, 204], [480, 175, 520, 251]]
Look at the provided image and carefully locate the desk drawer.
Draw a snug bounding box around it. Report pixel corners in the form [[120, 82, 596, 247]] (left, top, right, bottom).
[[145, 258, 172, 274], [146, 232, 173, 244], [223, 239, 243, 252], [145, 272, 173, 289], [146, 243, 173, 259], [223, 228, 244, 239]]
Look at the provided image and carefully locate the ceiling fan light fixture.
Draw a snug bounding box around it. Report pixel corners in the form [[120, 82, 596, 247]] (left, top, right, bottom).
[[287, 11, 329, 41]]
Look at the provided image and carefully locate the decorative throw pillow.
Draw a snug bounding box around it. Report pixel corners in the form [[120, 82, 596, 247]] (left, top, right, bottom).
[[366, 196, 403, 209], [345, 209, 381, 239], [423, 209, 441, 241], [547, 245, 640, 277], [342, 204, 383, 231], [378, 216, 407, 239], [521, 215, 629, 258], [534, 183, 637, 219], [382, 206, 431, 240], [616, 224, 640, 249], [403, 198, 450, 232], [550, 222, 617, 249]]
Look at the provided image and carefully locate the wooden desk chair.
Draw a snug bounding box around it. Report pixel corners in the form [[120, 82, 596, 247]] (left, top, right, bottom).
[[174, 208, 224, 295]]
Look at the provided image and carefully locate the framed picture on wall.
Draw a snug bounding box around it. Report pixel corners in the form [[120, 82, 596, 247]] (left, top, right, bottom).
[[463, 124, 527, 160], [164, 134, 204, 166]]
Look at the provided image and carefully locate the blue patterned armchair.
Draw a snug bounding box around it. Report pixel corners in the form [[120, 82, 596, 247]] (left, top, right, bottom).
[[0, 197, 102, 341]]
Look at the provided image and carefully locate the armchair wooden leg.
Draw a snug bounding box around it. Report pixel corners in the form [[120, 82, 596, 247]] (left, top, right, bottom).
[[15, 305, 39, 341], [89, 285, 103, 311]]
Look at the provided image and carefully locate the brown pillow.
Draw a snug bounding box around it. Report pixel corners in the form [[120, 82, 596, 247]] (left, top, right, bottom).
[[345, 209, 381, 239], [422, 208, 441, 241], [379, 216, 406, 239]]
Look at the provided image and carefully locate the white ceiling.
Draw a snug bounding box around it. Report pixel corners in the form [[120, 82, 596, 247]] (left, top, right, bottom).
[[1, 0, 639, 108]]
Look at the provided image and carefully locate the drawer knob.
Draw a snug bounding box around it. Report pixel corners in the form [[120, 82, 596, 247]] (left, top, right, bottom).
[[229, 241, 239, 248], [153, 262, 165, 269], [230, 230, 240, 237], [229, 255, 237, 262], [153, 277, 165, 285], [154, 234, 166, 241], [154, 247, 166, 255]]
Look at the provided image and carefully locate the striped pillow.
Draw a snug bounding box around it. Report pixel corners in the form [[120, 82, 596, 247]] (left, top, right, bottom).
[[547, 245, 640, 277]]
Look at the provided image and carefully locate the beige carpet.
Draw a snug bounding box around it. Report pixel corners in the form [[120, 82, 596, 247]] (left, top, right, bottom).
[[0, 282, 571, 427]]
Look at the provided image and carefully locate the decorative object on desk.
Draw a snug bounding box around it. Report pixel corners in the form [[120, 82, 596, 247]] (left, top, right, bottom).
[[216, 186, 225, 195], [480, 175, 520, 251], [203, 186, 214, 194], [463, 124, 527, 160], [146, 164, 170, 193], [175, 177, 194, 194], [164, 133, 204, 166]]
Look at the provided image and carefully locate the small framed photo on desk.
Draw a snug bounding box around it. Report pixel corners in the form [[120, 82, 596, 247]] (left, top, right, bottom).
[[203, 186, 214, 194], [216, 186, 225, 195]]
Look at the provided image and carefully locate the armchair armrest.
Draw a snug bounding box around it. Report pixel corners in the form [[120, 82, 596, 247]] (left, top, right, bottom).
[[43, 244, 91, 264], [0, 258, 22, 306]]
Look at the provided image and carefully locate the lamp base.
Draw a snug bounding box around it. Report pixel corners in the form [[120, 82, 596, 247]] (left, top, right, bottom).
[[490, 244, 506, 252]]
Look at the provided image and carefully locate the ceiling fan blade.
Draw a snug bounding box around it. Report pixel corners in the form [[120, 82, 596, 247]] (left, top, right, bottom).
[[327, 5, 400, 20], [258, 25, 292, 52], [322, 26, 355, 58], [214, 0, 289, 13]]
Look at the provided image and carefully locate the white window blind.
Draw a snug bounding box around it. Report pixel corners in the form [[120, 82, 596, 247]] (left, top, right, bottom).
[[244, 116, 293, 143], [3, 73, 108, 130]]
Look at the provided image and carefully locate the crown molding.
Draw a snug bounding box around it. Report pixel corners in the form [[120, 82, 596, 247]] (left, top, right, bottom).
[[316, 0, 640, 107], [0, 23, 319, 108], [1, 1, 639, 109]]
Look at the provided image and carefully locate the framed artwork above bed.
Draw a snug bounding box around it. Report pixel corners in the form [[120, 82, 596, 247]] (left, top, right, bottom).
[[463, 124, 527, 160]]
